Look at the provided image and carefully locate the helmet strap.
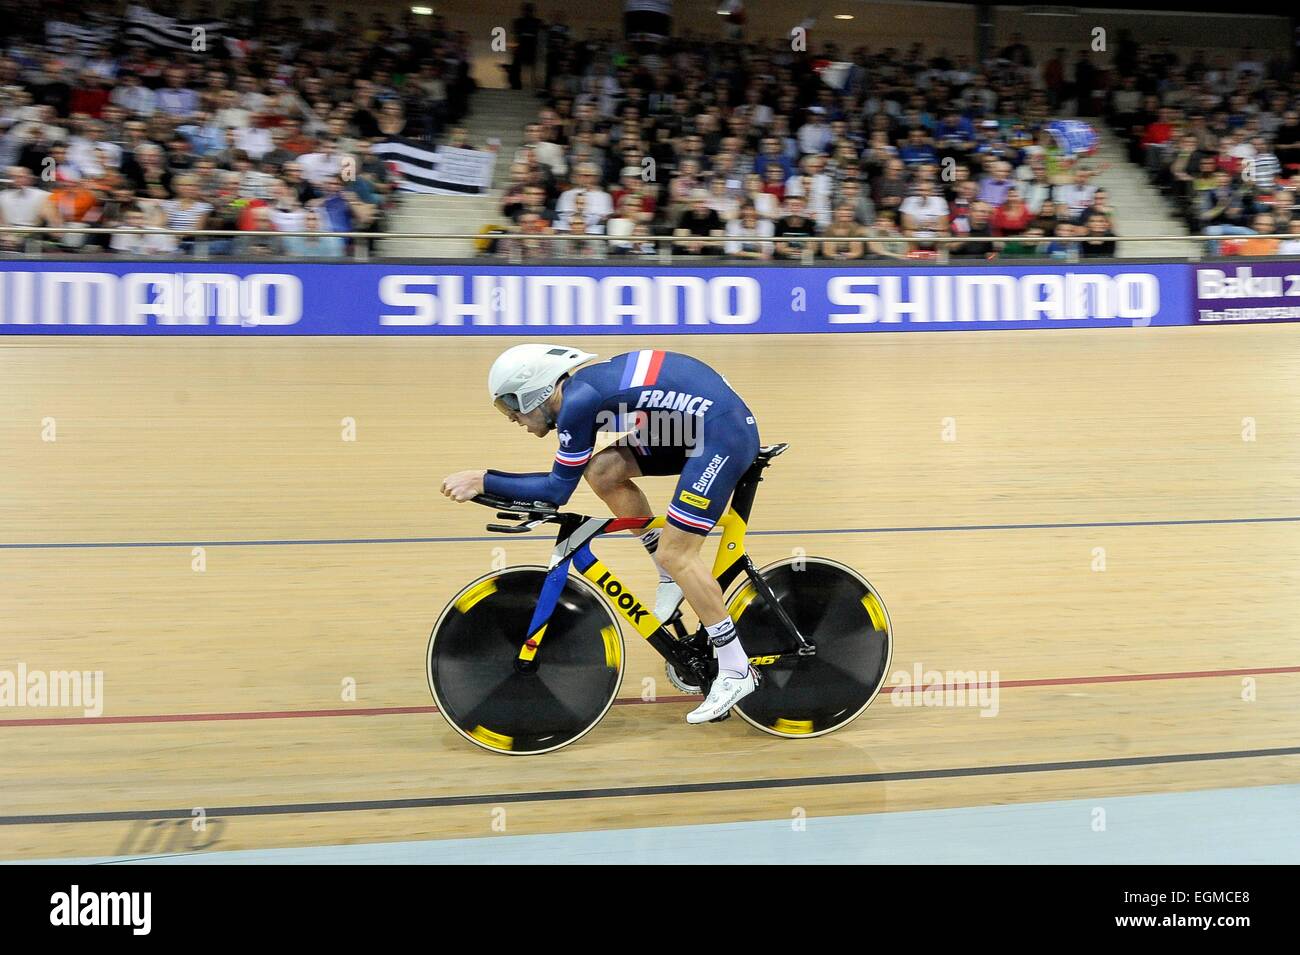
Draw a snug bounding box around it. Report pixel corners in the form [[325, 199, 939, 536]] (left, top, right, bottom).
[[539, 377, 567, 429]]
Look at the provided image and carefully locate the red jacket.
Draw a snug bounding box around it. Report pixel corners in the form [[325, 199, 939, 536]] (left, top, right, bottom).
[[70, 87, 110, 118], [1142, 122, 1174, 146], [993, 203, 1032, 235]]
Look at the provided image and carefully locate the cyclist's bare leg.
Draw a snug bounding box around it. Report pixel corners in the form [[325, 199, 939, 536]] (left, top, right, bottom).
[[658, 524, 756, 720], [654, 525, 727, 627], [585, 447, 683, 620], [583, 446, 651, 518]]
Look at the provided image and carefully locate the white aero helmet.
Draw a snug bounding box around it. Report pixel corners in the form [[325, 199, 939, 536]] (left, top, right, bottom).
[[488, 344, 597, 415]]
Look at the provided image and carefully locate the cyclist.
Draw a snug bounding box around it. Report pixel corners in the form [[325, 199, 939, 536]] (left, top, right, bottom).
[[441, 344, 762, 723]]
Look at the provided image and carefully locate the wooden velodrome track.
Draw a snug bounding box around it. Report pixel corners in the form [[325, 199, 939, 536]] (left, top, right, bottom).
[[2, 326, 1298, 861]]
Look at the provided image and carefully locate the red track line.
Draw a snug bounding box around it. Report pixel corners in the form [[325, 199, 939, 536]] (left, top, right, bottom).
[[0, 665, 1296, 729], [992, 666, 1300, 688]]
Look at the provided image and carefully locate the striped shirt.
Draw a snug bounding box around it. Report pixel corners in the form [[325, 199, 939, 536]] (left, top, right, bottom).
[[161, 200, 212, 230]]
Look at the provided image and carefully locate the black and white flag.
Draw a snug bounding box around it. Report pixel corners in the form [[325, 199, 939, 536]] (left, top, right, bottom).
[[124, 4, 226, 53], [370, 138, 496, 196], [46, 19, 116, 55]]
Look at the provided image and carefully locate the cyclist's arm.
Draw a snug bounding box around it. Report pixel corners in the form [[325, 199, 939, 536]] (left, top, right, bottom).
[[482, 380, 601, 506]]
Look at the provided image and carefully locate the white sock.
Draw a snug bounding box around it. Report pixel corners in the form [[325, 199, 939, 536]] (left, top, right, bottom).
[[705, 618, 748, 677], [640, 528, 673, 584]]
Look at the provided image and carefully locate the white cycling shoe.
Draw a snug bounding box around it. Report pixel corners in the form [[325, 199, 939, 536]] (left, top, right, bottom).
[[686, 666, 759, 724], [654, 580, 684, 624]]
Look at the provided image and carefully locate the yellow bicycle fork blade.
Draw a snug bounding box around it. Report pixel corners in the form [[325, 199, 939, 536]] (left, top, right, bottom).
[[517, 621, 620, 668], [517, 624, 546, 663]]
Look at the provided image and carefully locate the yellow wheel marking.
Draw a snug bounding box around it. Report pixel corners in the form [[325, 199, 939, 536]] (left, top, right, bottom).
[[861, 592, 887, 632], [729, 585, 758, 622], [455, 578, 497, 614], [771, 718, 814, 735], [601, 625, 622, 669], [469, 725, 514, 751]]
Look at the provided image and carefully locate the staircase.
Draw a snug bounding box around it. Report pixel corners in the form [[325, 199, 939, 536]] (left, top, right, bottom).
[[380, 89, 541, 259], [1091, 127, 1192, 259], [462, 88, 541, 177], [380, 194, 504, 258]]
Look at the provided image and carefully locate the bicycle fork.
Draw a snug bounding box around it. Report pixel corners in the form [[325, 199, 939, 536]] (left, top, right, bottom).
[[513, 535, 711, 686]]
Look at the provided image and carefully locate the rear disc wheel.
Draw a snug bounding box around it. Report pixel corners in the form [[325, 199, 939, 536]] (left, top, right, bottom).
[[727, 557, 893, 738]]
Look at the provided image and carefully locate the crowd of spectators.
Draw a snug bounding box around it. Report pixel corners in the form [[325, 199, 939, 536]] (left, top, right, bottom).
[[494, 11, 1300, 261], [492, 13, 1152, 261], [6, 1, 1299, 261], [0, 1, 476, 255], [1112, 41, 1300, 254]]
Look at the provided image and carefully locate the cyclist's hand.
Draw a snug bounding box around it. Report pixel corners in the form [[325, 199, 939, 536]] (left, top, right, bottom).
[[441, 469, 486, 502]]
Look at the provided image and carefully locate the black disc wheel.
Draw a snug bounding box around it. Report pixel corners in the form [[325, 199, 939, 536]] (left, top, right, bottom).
[[727, 557, 893, 738], [428, 566, 624, 755]]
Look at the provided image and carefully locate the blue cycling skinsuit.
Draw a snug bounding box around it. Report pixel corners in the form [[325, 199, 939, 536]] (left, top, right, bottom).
[[483, 349, 761, 534]]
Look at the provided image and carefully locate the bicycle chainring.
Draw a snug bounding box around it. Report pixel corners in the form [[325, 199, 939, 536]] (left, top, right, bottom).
[[664, 658, 704, 694], [663, 628, 716, 696]]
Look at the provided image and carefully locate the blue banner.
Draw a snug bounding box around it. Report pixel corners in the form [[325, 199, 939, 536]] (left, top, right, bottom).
[[1046, 119, 1098, 157], [0, 261, 1192, 335]]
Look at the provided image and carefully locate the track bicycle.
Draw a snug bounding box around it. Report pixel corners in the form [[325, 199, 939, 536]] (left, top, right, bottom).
[[427, 443, 894, 754]]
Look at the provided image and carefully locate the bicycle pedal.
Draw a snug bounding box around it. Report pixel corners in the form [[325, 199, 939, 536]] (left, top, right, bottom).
[[708, 710, 732, 723]]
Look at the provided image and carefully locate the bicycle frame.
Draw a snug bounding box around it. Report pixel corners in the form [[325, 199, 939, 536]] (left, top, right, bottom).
[[500, 444, 812, 677]]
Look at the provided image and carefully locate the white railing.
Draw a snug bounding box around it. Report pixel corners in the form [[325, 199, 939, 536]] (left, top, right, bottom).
[[0, 225, 1285, 263]]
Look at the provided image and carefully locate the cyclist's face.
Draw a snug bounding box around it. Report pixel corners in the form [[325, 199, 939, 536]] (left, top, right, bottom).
[[495, 399, 552, 437]]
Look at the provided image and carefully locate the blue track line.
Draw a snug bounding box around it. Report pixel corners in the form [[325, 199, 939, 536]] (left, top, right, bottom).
[[2, 514, 1297, 551]]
